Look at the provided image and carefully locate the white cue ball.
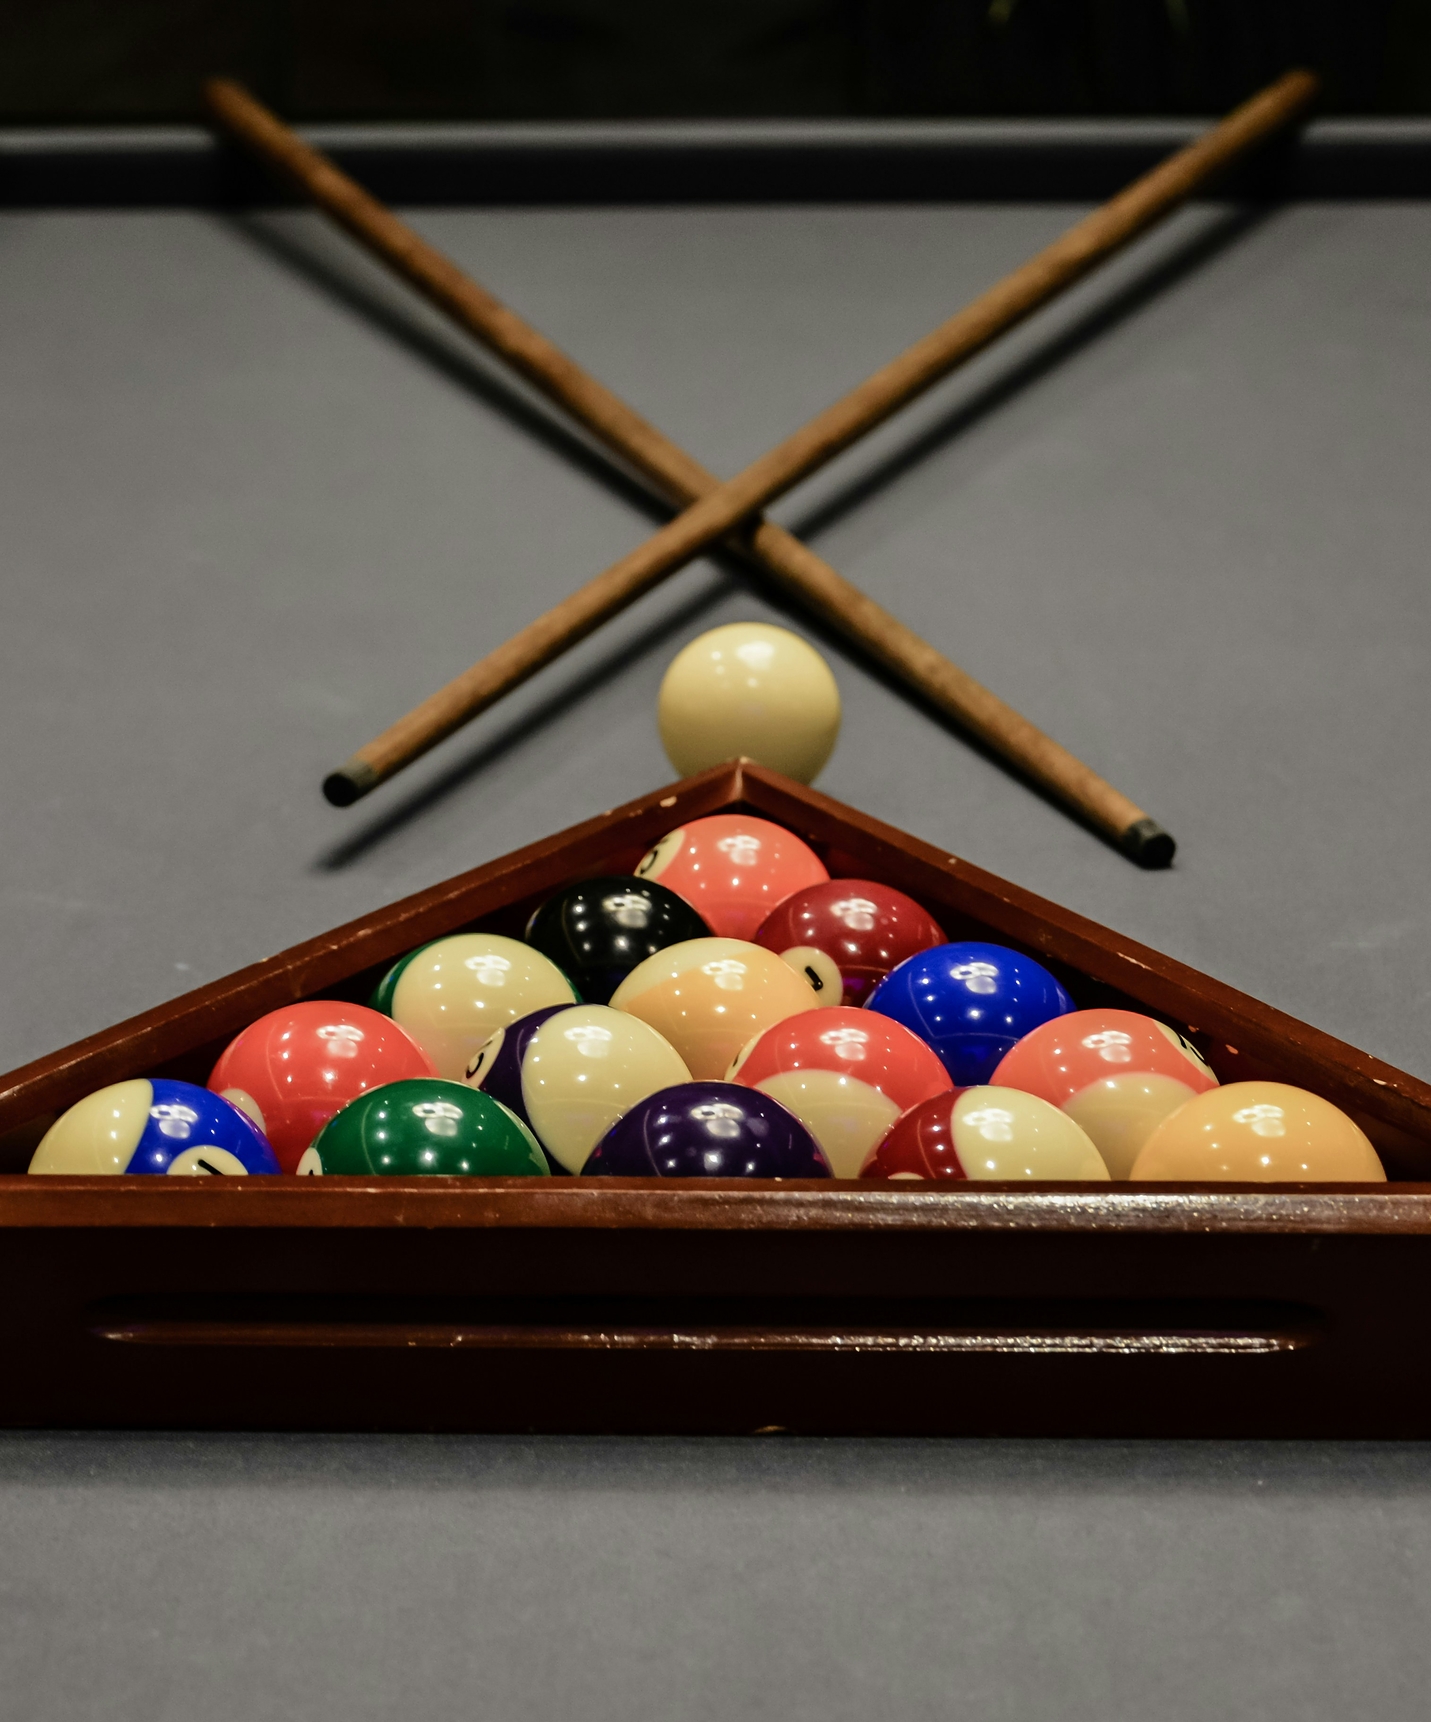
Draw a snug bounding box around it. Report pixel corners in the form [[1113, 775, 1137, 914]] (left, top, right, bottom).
[[657, 622, 841, 784]]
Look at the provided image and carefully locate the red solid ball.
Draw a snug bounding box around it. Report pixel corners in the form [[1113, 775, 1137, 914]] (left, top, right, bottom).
[[208, 1001, 436, 1172], [754, 877, 945, 1006], [727, 1005, 951, 1177], [634, 814, 828, 941]]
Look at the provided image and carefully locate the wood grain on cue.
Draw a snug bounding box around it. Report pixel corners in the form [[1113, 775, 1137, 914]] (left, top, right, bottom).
[[208, 70, 1317, 864], [203, 81, 1169, 864]]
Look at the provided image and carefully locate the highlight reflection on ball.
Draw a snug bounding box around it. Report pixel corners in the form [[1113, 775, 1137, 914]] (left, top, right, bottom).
[[657, 622, 841, 784], [370, 932, 578, 1080], [609, 937, 820, 1080], [861, 1086, 1109, 1182], [1129, 1081, 1385, 1182], [464, 1003, 691, 1174], [991, 1008, 1218, 1177]]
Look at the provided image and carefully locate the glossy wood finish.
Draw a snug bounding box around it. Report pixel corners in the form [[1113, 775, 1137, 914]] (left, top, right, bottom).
[[3, 761, 1431, 1434]]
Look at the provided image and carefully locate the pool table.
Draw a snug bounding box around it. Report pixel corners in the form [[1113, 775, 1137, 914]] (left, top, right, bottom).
[[2, 114, 1430, 1721]]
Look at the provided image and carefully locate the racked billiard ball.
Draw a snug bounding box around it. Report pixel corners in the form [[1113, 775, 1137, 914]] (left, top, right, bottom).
[[861, 1087, 1109, 1181], [609, 937, 820, 1079], [208, 1000, 435, 1171], [29, 1077, 280, 1175], [866, 941, 1073, 1088], [524, 875, 710, 1004], [1129, 1081, 1385, 1182], [462, 1004, 566, 1104], [583, 1081, 830, 1178], [302, 1078, 549, 1177], [370, 932, 578, 1080], [464, 1002, 690, 1174], [726, 1006, 950, 1176], [754, 877, 945, 1006], [990, 1008, 1219, 1177], [634, 814, 827, 940]]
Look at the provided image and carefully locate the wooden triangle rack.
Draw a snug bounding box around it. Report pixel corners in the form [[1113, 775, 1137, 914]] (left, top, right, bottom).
[[1, 763, 1429, 1435]]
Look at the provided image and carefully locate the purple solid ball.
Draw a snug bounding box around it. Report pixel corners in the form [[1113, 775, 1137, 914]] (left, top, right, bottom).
[[583, 1081, 831, 1179]]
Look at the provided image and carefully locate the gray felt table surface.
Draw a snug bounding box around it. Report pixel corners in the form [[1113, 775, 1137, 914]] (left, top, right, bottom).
[[1, 197, 1430, 1719]]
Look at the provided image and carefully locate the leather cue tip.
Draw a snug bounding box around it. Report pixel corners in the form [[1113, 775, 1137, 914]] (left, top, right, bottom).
[[1120, 817, 1176, 869], [323, 758, 380, 807]]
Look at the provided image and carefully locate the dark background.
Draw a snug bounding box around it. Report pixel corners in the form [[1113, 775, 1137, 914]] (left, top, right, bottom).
[[3, 0, 1430, 125]]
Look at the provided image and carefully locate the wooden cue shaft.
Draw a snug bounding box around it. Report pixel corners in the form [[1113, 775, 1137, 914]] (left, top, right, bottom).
[[209, 72, 1316, 861], [325, 68, 1316, 841], [203, 81, 1180, 862]]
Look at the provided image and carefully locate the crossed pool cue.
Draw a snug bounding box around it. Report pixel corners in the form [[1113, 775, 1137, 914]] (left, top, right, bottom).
[[206, 70, 1318, 867]]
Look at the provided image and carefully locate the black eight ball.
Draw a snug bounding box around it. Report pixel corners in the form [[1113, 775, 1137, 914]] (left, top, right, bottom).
[[524, 875, 711, 1004]]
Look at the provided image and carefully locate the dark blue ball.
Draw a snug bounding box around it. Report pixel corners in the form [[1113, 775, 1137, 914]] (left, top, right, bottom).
[[866, 941, 1074, 1088], [584, 1082, 831, 1179], [128, 1078, 280, 1175], [462, 1004, 570, 1172]]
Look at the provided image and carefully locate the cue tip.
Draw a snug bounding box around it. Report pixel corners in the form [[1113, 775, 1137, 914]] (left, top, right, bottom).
[[1120, 817, 1176, 870], [323, 758, 379, 807]]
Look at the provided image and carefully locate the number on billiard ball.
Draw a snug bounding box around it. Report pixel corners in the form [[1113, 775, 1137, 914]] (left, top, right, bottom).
[[464, 1002, 690, 1174], [634, 815, 827, 941], [29, 1078, 280, 1175]]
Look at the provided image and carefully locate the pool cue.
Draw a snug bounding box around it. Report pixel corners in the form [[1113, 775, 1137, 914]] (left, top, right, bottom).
[[209, 73, 1317, 863], [204, 80, 1185, 865]]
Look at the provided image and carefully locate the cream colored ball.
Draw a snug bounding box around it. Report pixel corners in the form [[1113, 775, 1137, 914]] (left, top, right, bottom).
[[466, 1003, 691, 1175], [946, 1087, 1111, 1181], [657, 622, 841, 783], [378, 933, 578, 1080], [1129, 1082, 1386, 1183]]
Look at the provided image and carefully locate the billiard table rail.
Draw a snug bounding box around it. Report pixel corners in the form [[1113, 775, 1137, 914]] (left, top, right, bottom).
[[2, 116, 1430, 209]]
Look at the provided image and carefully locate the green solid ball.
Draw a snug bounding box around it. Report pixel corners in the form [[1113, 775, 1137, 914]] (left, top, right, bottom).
[[305, 1079, 549, 1177]]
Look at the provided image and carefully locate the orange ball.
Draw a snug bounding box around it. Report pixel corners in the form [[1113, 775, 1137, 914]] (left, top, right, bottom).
[[1129, 1081, 1385, 1183], [609, 937, 820, 1080], [208, 1001, 435, 1172]]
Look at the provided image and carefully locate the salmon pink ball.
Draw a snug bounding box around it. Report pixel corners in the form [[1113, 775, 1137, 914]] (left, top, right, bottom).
[[634, 815, 827, 941], [208, 1001, 435, 1171], [727, 1006, 950, 1177]]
